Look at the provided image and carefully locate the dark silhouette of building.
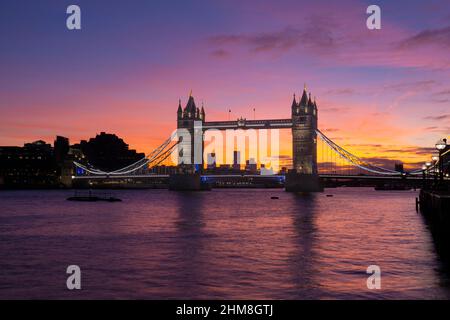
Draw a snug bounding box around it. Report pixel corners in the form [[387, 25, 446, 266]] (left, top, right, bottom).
[[72, 132, 145, 172], [54, 136, 70, 163], [0, 140, 57, 187], [0, 133, 148, 188], [395, 163, 404, 173], [54, 136, 70, 180]]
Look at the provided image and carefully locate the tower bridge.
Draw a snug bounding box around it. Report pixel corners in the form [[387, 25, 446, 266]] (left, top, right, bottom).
[[176, 86, 321, 191], [72, 85, 433, 192]]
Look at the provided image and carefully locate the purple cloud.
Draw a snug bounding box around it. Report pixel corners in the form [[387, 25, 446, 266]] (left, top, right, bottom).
[[399, 26, 450, 49], [324, 88, 355, 95], [208, 24, 336, 55], [432, 98, 449, 103], [209, 27, 302, 53], [210, 49, 230, 58], [385, 80, 436, 91], [320, 106, 350, 113], [436, 89, 450, 96], [423, 114, 450, 121]]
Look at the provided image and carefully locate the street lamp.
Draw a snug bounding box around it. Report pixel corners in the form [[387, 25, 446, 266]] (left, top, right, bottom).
[[436, 139, 447, 151], [432, 155, 439, 183], [435, 138, 447, 182], [426, 162, 432, 189], [422, 164, 427, 189]]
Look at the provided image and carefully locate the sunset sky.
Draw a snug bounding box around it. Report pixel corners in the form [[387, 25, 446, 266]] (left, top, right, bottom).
[[1, 0, 449, 169]]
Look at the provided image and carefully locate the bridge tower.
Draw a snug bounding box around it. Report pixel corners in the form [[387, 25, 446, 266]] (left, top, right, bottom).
[[176, 93, 205, 172], [286, 86, 322, 192]]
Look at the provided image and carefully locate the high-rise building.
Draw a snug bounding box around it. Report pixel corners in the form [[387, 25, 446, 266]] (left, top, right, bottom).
[[245, 158, 257, 173], [233, 151, 241, 170], [207, 152, 216, 169]]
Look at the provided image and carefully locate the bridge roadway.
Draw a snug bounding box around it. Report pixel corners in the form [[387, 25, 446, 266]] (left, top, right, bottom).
[[72, 174, 427, 181], [202, 119, 293, 130]]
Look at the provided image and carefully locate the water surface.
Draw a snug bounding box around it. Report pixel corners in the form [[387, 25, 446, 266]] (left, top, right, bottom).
[[1, 188, 449, 299]]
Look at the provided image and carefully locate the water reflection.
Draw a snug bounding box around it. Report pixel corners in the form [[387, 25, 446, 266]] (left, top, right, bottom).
[[172, 192, 209, 298], [287, 193, 320, 298]]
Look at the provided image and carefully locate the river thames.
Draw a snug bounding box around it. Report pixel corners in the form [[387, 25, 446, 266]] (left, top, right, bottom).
[[1, 188, 449, 299]]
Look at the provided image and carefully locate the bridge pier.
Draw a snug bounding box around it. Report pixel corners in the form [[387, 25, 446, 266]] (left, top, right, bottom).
[[285, 171, 323, 192], [169, 173, 211, 191], [169, 173, 201, 191]]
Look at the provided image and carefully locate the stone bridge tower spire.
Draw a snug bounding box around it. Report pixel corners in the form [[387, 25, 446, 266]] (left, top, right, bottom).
[[176, 93, 205, 172], [286, 85, 322, 192]]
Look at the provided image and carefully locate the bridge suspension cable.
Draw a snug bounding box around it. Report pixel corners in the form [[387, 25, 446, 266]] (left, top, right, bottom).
[[316, 130, 402, 176], [73, 133, 179, 176]]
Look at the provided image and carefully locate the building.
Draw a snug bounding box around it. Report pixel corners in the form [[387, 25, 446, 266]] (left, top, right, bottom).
[[54, 136, 71, 181], [233, 151, 241, 170], [60, 146, 85, 187], [0, 140, 57, 187], [72, 132, 145, 172], [54, 136, 70, 163], [245, 158, 257, 173], [279, 167, 288, 175], [395, 163, 404, 173], [0, 132, 149, 188], [207, 152, 216, 169], [260, 164, 275, 176]]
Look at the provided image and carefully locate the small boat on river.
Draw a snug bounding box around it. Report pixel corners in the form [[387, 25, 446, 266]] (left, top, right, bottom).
[[67, 191, 122, 202]]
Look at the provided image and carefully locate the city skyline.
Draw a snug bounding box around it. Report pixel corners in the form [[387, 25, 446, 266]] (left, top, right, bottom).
[[1, 0, 449, 168]]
